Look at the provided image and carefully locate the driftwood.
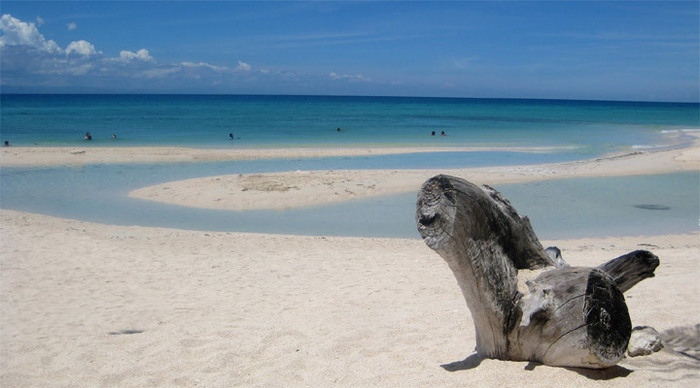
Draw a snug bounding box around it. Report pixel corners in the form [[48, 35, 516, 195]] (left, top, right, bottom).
[[416, 175, 659, 368]]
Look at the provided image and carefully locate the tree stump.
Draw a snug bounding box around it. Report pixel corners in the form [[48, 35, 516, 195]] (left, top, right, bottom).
[[416, 175, 659, 368]]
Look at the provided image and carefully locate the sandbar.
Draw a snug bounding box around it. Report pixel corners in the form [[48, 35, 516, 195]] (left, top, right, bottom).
[[127, 142, 699, 211], [0, 145, 568, 167]]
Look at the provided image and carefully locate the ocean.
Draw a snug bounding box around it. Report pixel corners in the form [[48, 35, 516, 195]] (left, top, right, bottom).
[[2, 94, 698, 151], [1, 94, 698, 239]]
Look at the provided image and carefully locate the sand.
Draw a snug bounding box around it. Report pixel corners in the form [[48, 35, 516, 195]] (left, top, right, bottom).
[[128, 143, 699, 211], [0, 145, 565, 167], [1, 211, 698, 387], [1, 142, 699, 387]]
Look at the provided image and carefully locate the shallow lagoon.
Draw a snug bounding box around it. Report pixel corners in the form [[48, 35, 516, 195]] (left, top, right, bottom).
[[498, 173, 699, 239], [1, 151, 697, 239]]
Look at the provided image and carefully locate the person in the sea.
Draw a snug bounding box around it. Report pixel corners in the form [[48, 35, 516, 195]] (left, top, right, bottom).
[[337, 127, 342, 132], [111, 134, 117, 140], [4, 141, 9, 146], [441, 131, 447, 136], [84, 132, 92, 140], [229, 133, 234, 140], [431, 131, 436, 136]]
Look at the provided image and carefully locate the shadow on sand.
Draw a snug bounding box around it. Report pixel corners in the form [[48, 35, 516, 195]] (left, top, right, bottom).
[[441, 353, 633, 380], [441, 353, 483, 371]]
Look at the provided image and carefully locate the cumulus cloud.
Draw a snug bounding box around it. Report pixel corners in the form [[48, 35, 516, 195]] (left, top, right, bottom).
[[67, 22, 77, 31], [0, 14, 61, 53], [66, 40, 98, 56], [0, 14, 278, 92], [0, 13, 158, 83], [118, 48, 154, 62]]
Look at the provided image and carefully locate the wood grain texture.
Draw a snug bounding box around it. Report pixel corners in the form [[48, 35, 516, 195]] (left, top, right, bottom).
[[416, 174, 658, 369]]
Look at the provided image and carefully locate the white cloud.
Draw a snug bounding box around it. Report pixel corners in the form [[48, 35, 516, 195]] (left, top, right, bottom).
[[237, 61, 252, 71], [181, 61, 229, 72], [60, 62, 95, 76], [66, 40, 98, 56], [67, 22, 77, 31], [0, 14, 62, 53], [36, 17, 44, 26], [0, 14, 285, 93], [118, 48, 154, 62], [329, 72, 371, 82], [140, 67, 180, 79]]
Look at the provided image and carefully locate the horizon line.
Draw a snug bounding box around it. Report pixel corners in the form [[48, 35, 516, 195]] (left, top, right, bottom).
[[1, 92, 697, 105]]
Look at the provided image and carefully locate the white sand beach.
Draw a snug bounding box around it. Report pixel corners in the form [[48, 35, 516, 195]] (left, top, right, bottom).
[[1, 211, 698, 387], [128, 143, 699, 211], [1, 143, 699, 387], [0, 145, 563, 167]]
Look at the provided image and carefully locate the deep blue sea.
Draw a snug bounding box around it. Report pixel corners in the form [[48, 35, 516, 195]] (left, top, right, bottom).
[[1, 94, 699, 238]]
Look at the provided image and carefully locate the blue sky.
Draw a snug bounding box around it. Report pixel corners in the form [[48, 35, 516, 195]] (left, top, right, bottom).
[[1, 1, 698, 101]]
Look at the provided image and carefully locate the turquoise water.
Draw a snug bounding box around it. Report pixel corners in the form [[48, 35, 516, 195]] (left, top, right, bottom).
[[2, 94, 698, 152], [1, 94, 698, 238], [498, 173, 699, 239], [0, 161, 696, 238]]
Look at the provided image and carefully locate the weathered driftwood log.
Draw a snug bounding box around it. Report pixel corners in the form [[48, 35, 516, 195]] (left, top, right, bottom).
[[416, 174, 659, 369]]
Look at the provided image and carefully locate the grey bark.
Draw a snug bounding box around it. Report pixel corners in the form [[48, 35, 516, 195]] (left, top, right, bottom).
[[416, 175, 659, 368]]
